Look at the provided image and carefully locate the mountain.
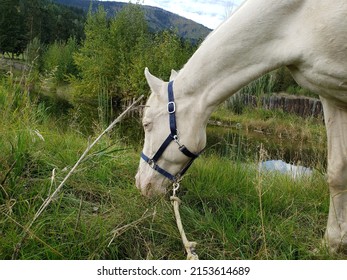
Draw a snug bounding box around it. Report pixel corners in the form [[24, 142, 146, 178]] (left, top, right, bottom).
[[52, 0, 212, 42]]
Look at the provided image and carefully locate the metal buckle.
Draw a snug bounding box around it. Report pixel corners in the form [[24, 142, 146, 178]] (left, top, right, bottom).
[[148, 159, 156, 169], [167, 101, 176, 114]]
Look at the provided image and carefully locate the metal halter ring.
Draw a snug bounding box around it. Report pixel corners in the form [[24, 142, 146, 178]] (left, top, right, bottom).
[[148, 159, 156, 169]]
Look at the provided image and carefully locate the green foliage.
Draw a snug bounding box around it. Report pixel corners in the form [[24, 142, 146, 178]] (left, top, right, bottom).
[[69, 6, 115, 128], [42, 38, 79, 83], [109, 3, 149, 98], [73, 3, 197, 97], [0, 0, 27, 56], [0, 72, 48, 129], [239, 67, 316, 97], [225, 66, 319, 115], [70, 3, 196, 127], [24, 37, 43, 72], [241, 71, 276, 96], [286, 85, 318, 97], [148, 30, 194, 80], [185, 156, 330, 259], [0, 0, 85, 56], [272, 67, 294, 92], [226, 71, 276, 114], [72, 6, 114, 96], [0, 112, 334, 260], [119, 30, 195, 98]]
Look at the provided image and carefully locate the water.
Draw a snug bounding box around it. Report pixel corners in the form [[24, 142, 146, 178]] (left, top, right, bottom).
[[206, 125, 327, 171], [259, 160, 313, 179]]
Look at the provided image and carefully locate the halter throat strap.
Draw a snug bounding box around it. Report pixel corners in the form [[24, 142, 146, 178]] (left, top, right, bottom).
[[141, 81, 200, 182]]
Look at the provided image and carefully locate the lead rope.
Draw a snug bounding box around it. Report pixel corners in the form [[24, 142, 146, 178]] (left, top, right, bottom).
[[170, 182, 199, 260]]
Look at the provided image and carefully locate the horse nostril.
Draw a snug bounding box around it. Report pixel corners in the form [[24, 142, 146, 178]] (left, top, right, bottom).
[[144, 183, 153, 197]]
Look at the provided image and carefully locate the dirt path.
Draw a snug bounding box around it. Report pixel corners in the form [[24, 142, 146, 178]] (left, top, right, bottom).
[[0, 57, 28, 72]]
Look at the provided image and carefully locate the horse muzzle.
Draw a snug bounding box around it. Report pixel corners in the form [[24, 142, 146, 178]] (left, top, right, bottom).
[[135, 166, 168, 197]]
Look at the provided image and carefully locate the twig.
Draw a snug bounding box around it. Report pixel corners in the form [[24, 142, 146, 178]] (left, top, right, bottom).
[[12, 95, 144, 259], [48, 168, 56, 196]]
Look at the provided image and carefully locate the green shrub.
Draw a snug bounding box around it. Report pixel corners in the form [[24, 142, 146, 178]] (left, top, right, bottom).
[[42, 38, 79, 83]]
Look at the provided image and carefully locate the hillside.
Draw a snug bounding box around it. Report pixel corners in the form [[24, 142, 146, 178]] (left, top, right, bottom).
[[53, 0, 212, 42], [0, 0, 85, 56]]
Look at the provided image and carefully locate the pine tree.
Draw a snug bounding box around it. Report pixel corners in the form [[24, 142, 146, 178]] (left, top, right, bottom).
[[0, 0, 27, 57]]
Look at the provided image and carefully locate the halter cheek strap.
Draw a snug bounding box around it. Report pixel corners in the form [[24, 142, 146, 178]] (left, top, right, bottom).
[[141, 81, 202, 182]]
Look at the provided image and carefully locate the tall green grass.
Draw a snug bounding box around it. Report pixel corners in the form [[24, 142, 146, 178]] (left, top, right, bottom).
[[0, 74, 343, 260], [181, 156, 333, 259]]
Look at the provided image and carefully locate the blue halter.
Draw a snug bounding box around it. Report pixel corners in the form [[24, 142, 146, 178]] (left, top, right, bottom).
[[141, 81, 202, 182]]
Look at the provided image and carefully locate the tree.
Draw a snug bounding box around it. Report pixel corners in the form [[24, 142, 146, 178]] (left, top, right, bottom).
[[0, 0, 27, 56], [0, 0, 85, 57], [122, 29, 196, 98], [150, 30, 194, 79], [43, 38, 79, 83], [71, 4, 120, 126], [71, 1, 196, 125], [110, 4, 195, 98], [72, 6, 115, 96], [110, 3, 149, 98]]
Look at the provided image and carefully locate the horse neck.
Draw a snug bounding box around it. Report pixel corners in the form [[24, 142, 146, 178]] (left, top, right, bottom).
[[174, 0, 305, 116]]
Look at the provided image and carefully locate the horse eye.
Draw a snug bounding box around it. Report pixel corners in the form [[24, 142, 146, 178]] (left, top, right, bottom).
[[143, 122, 152, 130]]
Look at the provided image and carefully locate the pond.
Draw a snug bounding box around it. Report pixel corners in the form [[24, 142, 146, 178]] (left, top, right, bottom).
[[206, 124, 327, 171], [260, 160, 313, 179]]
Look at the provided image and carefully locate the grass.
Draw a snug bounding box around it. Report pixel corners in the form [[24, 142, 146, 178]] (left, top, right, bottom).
[[183, 156, 334, 259], [211, 105, 326, 143], [0, 74, 344, 260]]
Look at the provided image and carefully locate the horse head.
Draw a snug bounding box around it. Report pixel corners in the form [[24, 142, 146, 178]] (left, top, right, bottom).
[[135, 68, 207, 197]]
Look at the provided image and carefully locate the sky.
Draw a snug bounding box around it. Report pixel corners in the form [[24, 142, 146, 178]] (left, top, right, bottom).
[[101, 0, 245, 29]]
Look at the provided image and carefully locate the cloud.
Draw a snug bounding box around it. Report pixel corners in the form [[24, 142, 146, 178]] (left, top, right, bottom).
[[145, 0, 244, 28], [107, 0, 244, 29]]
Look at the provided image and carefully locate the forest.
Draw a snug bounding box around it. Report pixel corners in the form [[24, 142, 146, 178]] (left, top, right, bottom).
[[0, 0, 200, 124], [0, 0, 85, 56]]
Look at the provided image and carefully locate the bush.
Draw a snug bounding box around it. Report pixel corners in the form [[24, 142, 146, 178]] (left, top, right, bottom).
[[69, 3, 197, 127], [42, 38, 79, 83]]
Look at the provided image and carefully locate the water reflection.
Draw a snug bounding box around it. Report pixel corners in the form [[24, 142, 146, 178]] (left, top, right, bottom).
[[259, 160, 312, 179], [206, 125, 327, 170]]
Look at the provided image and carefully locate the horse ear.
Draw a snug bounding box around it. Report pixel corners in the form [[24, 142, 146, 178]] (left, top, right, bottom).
[[170, 69, 178, 81], [145, 67, 163, 94]]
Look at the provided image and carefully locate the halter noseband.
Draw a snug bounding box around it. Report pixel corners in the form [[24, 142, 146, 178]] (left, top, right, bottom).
[[141, 81, 202, 182]]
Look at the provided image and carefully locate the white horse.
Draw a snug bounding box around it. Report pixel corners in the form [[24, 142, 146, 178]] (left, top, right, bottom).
[[135, 0, 347, 253]]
